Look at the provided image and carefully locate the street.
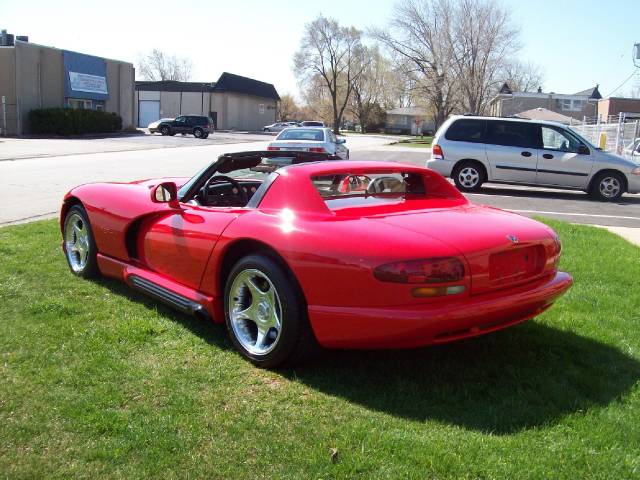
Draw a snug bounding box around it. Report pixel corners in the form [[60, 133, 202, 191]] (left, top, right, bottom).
[[1, 134, 639, 236]]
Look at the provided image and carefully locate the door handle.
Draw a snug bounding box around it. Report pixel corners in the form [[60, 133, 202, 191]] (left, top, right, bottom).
[[521, 151, 532, 157], [543, 153, 554, 159]]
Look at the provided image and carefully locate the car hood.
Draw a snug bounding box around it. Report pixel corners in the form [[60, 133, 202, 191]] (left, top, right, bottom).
[[594, 149, 640, 168]]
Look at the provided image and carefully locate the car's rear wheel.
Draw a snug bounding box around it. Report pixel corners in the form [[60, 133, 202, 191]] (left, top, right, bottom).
[[160, 125, 170, 136], [63, 205, 98, 278], [452, 161, 485, 192], [224, 254, 317, 368], [193, 127, 204, 138], [591, 171, 625, 201]]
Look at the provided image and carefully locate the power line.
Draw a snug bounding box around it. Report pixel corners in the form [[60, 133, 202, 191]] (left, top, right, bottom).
[[607, 70, 638, 97]]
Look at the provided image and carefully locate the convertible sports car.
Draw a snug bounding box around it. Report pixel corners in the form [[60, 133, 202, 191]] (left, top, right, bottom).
[[61, 150, 573, 368]]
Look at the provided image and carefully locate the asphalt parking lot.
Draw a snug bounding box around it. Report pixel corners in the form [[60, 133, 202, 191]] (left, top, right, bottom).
[[1, 136, 639, 241]]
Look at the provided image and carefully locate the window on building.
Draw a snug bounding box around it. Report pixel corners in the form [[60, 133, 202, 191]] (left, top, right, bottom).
[[259, 104, 265, 114], [95, 101, 105, 111], [67, 98, 92, 110]]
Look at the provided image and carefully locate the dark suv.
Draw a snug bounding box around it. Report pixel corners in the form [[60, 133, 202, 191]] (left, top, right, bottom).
[[158, 115, 214, 139]]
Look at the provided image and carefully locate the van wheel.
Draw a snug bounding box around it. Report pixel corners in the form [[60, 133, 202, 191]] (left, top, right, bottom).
[[591, 171, 625, 201], [453, 161, 485, 192]]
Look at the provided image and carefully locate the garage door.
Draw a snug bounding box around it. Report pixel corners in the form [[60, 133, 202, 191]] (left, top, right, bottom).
[[138, 100, 160, 127]]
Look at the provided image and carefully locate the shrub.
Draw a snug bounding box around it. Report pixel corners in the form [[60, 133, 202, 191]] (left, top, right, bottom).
[[28, 108, 122, 135]]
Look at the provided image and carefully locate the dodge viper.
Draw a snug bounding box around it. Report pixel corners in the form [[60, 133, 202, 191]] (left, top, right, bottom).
[[61, 150, 573, 367]]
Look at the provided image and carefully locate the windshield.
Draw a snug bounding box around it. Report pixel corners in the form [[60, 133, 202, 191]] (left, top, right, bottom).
[[277, 129, 325, 141]]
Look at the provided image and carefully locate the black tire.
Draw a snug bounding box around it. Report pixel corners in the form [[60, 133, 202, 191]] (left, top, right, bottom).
[[63, 204, 99, 278], [452, 161, 485, 192], [224, 254, 318, 368], [590, 171, 625, 201], [193, 127, 204, 138], [160, 125, 170, 136], [201, 132, 209, 139]]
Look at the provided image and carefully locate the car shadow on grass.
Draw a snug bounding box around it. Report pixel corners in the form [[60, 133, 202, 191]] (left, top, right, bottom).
[[95, 278, 639, 435], [285, 322, 640, 435], [95, 277, 233, 351]]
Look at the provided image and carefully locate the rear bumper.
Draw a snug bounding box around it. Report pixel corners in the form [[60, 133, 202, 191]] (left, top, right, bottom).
[[308, 271, 573, 349], [426, 158, 455, 177]]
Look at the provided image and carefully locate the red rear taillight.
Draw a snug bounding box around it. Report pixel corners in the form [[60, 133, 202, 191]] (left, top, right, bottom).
[[374, 257, 465, 284], [267, 146, 280, 151], [308, 147, 326, 153], [432, 144, 444, 160]]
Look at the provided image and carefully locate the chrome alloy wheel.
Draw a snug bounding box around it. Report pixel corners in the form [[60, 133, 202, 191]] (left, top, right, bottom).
[[64, 212, 90, 272], [458, 167, 480, 188], [599, 176, 621, 199], [228, 269, 283, 356]]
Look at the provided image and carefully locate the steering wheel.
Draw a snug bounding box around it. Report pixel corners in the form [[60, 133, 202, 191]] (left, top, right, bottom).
[[202, 175, 248, 206]]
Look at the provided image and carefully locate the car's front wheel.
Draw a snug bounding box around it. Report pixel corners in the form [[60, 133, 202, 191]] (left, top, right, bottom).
[[591, 171, 625, 201], [452, 161, 485, 192], [160, 125, 170, 136], [63, 205, 98, 278], [224, 254, 317, 368]]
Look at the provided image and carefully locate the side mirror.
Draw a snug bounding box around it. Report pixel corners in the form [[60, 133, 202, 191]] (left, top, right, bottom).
[[151, 182, 179, 207], [336, 137, 346, 144], [578, 145, 590, 155]]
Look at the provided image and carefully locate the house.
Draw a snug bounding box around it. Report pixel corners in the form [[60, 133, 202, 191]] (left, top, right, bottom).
[[0, 30, 135, 135], [597, 97, 640, 122], [385, 106, 435, 135], [488, 83, 601, 121], [135, 72, 280, 131], [515, 107, 574, 124]]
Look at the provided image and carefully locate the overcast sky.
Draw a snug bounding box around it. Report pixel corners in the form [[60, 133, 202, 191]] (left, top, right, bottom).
[[2, 0, 638, 100]]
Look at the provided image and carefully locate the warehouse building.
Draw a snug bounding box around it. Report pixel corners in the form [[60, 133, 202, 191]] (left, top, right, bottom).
[[135, 72, 279, 131], [0, 30, 135, 135]]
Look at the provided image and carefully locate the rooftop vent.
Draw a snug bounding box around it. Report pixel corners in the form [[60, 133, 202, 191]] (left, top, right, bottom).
[[0, 30, 28, 46]]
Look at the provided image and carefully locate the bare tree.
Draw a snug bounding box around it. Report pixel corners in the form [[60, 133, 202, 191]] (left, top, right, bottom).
[[294, 16, 365, 133], [500, 61, 544, 92], [445, 0, 520, 113], [138, 49, 193, 81], [278, 94, 300, 121], [349, 46, 392, 133], [370, 0, 458, 129]]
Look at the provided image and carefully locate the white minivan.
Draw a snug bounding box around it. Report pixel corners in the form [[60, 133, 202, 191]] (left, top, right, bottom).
[[427, 115, 640, 201]]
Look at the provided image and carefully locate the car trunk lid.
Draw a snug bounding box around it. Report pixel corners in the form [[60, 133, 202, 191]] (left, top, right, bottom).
[[372, 205, 555, 295]]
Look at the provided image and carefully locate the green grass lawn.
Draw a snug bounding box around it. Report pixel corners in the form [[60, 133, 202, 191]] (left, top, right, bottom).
[[389, 136, 433, 148], [1, 219, 639, 478]]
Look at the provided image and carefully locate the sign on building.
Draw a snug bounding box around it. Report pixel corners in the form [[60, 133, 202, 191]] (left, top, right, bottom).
[[68, 72, 108, 95]]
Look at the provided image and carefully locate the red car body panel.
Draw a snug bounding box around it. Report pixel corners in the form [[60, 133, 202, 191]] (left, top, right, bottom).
[[61, 161, 573, 349]]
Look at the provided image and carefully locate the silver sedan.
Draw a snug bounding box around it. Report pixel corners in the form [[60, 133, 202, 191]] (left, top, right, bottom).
[[267, 127, 349, 159]]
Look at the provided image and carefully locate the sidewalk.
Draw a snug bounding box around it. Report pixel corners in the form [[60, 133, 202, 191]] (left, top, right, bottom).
[[595, 225, 640, 247]]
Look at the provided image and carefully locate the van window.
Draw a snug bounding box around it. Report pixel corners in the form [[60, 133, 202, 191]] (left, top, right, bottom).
[[486, 121, 539, 149], [444, 119, 486, 143]]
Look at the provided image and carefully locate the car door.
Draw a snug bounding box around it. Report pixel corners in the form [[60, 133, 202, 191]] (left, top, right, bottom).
[[485, 120, 539, 184], [140, 205, 238, 290], [535, 125, 594, 188], [173, 116, 188, 134]]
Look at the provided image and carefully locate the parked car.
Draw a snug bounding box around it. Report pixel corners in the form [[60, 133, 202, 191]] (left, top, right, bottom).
[[61, 152, 571, 367], [267, 127, 349, 159], [263, 122, 293, 133], [148, 118, 174, 134], [427, 115, 640, 201], [300, 121, 325, 127], [157, 115, 214, 139], [623, 138, 640, 158]]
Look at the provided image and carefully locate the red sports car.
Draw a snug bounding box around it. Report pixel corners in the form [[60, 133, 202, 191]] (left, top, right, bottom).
[[61, 151, 573, 367]]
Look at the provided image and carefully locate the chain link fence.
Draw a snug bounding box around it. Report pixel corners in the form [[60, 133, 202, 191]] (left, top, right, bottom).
[[569, 115, 640, 159]]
